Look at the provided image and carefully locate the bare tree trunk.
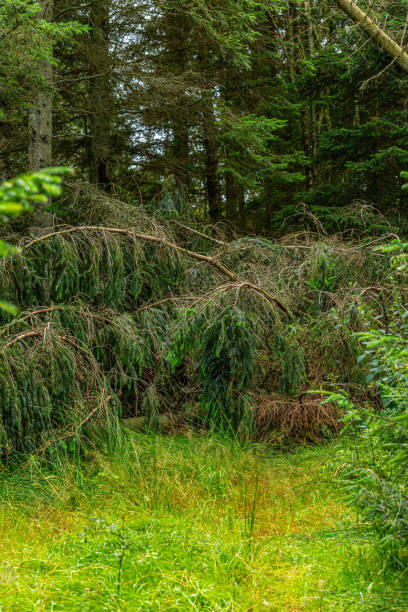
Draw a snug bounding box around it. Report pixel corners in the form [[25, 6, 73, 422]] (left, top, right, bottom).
[[204, 117, 221, 221], [223, 74, 243, 221], [334, 0, 408, 73], [89, 0, 112, 190], [226, 173, 245, 219], [29, 0, 53, 172], [290, 1, 314, 190], [28, 0, 54, 229], [200, 42, 221, 221], [168, 13, 191, 190], [304, 0, 318, 158]]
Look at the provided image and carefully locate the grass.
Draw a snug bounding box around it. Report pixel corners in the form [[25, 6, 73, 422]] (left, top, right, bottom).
[[0, 432, 407, 611]]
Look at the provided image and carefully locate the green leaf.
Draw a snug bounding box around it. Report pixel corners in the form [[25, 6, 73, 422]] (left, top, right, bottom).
[[0, 240, 20, 257], [0, 300, 18, 315], [0, 202, 24, 215]]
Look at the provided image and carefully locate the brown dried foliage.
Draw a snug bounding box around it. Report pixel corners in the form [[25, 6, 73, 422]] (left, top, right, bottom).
[[254, 394, 341, 443]]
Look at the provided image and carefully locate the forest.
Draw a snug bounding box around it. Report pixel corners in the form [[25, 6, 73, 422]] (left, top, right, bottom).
[[1, 0, 408, 609]]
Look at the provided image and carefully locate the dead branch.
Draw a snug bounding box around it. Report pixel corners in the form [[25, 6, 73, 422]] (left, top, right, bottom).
[[0, 306, 61, 337], [4, 330, 42, 348], [3, 327, 95, 358], [23, 394, 113, 466], [58, 396, 111, 442], [134, 297, 196, 314], [171, 220, 226, 246]]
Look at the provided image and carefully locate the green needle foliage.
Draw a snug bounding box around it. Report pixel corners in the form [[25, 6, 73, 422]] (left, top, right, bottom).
[[0, 167, 73, 313], [1, 208, 394, 455], [169, 304, 258, 430], [0, 164, 402, 457], [0, 0, 87, 124]]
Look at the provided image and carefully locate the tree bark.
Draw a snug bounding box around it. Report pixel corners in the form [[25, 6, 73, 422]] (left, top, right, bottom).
[[28, 0, 54, 229], [334, 0, 408, 74], [204, 116, 221, 221], [167, 12, 191, 190], [89, 0, 112, 190], [290, 1, 314, 190], [200, 40, 221, 221], [29, 0, 53, 172], [225, 173, 238, 218], [226, 173, 245, 220]]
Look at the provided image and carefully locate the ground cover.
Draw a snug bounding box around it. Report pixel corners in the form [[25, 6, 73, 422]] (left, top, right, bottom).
[[0, 434, 406, 611]]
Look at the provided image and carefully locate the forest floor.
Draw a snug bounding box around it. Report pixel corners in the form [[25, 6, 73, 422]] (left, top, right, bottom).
[[0, 433, 406, 611]]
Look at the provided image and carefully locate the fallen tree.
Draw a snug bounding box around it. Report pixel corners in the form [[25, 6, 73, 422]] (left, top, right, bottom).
[[334, 0, 408, 74], [0, 206, 397, 453], [23, 226, 290, 315]]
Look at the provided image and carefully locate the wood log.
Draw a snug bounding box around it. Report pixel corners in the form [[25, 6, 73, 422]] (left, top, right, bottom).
[[334, 0, 408, 74]]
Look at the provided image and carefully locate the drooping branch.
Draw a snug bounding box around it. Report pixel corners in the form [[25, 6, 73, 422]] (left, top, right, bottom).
[[22, 394, 112, 466], [4, 330, 42, 349], [3, 327, 92, 354], [171, 220, 226, 246], [334, 0, 408, 74], [23, 226, 290, 315], [0, 306, 60, 337]]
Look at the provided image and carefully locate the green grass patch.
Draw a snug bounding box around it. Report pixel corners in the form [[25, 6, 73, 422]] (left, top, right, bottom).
[[0, 434, 407, 610]]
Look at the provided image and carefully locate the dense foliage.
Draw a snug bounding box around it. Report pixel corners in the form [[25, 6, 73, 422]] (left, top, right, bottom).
[[1, 0, 407, 227], [0, 187, 398, 454]]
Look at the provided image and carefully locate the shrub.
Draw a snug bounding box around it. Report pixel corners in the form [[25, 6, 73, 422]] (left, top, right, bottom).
[[333, 246, 408, 560]]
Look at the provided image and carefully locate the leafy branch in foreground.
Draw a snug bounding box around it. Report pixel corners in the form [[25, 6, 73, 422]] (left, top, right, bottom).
[[326, 175, 408, 563], [0, 167, 73, 313]]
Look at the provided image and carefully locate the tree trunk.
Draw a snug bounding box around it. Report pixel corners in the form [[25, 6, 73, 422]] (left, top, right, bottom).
[[89, 0, 112, 190], [200, 41, 221, 221], [29, 0, 53, 172], [168, 13, 191, 190], [334, 0, 408, 74], [225, 173, 238, 219], [290, 2, 314, 190], [28, 0, 54, 229], [172, 124, 190, 189], [204, 120, 221, 221]]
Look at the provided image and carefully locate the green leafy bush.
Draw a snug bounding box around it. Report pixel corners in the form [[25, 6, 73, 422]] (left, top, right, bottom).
[[333, 238, 408, 560]]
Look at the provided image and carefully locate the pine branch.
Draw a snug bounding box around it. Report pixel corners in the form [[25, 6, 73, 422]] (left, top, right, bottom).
[[23, 226, 290, 315]]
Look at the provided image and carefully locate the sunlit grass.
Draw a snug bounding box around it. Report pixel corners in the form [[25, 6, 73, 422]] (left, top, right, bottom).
[[0, 433, 407, 610]]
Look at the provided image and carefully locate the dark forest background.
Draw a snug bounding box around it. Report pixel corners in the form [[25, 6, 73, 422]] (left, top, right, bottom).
[[2, 0, 408, 234]]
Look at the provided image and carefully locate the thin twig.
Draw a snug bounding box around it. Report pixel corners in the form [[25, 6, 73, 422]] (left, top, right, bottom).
[[22, 395, 112, 466], [134, 297, 195, 314], [0, 306, 60, 337], [3, 327, 95, 359], [171, 220, 226, 246]]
